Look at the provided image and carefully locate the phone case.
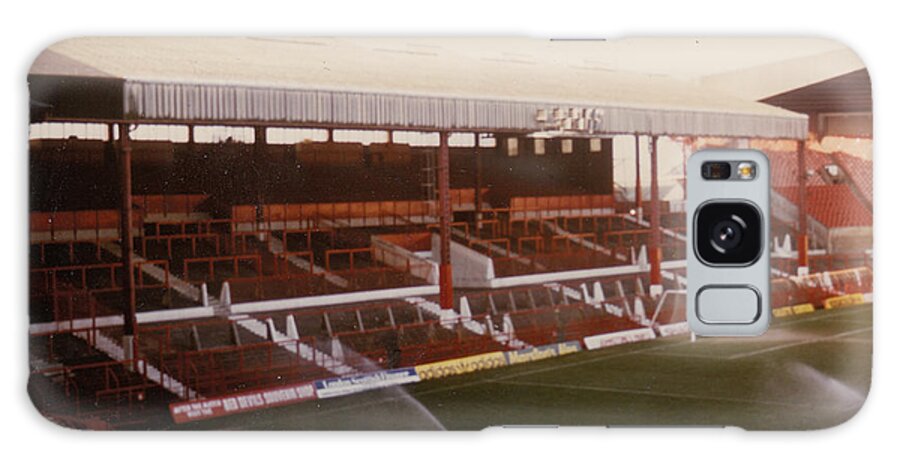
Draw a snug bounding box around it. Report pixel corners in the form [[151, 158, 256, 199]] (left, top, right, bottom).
[[27, 37, 872, 430]]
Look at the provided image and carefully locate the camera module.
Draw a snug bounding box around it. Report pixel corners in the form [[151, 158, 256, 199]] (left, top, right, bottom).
[[694, 201, 762, 265]]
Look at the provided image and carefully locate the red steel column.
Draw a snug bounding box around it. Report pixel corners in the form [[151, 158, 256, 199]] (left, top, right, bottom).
[[634, 134, 642, 220], [104, 124, 116, 172], [797, 139, 809, 275], [438, 132, 454, 309], [474, 134, 483, 232], [119, 123, 137, 363], [254, 126, 267, 224], [187, 124, 195, 153], [649, 135, 662, 292], [187, 125, 196, 182]]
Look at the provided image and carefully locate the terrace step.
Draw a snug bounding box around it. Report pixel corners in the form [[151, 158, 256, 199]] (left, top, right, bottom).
[[541, 221, 616, 256], [408, 296, 532, 350], [547, 281, 626, 317], [267, 235, 348, 288], [30, 355, 64, 376], [100, 241, 206, 303], [73, 329, 197, 399], [404, 296, 458, 329], [660, 269, 687, 289], [623, 214, 686, 242], [234, 317, 358, 376], [453, 227, 542, 271]]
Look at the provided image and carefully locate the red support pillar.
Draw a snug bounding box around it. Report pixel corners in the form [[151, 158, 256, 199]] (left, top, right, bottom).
[[474, 134, 483, 233], [104, 124, 116, 173], [119, 123, 137, 364], [634, 134, 643, 221], [254, 126, 267, 225], [186, 124, 196, 184], [187, 124, 195, 152], [649, 135, 662, 296], [797, 139, 809, 275], [437, 132, 454, 309]]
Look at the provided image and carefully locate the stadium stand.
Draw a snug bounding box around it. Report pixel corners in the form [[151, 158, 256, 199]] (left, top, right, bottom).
[[29, 156, 873, 418], [768, 150, 834, 188], [29, 331, 175, 427], [831, 151, 873, 205], [649, 291, 687, 326], [26, 38, 875, 430], [777, 185, 872, 228]]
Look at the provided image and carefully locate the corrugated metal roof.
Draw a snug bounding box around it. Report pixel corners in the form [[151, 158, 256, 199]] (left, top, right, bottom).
[[30, 37, 808, 139]]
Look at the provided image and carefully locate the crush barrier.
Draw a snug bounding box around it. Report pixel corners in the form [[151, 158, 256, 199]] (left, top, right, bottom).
[[182, 255, 262, 284], [31, 260, 171, 294], [31, 239, 119, 265]]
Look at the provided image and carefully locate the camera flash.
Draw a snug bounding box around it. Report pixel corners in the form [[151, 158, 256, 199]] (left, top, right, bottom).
[[737, 162, 756, 180]]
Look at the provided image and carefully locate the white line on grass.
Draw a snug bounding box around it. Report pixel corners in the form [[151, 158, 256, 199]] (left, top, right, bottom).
[[642, 351, 727, 360], [727, 327, 872, 360], [493, 379, 826, 410], [645, 308, 874, 361], [808, 316, 874, 325], [820, 338, 872, 345]]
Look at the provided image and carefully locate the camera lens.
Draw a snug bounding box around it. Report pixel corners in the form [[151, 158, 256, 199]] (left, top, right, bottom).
[[710, 218, 743, 251], [694, 202, 762, 265], [701, 162, 732, 180]]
